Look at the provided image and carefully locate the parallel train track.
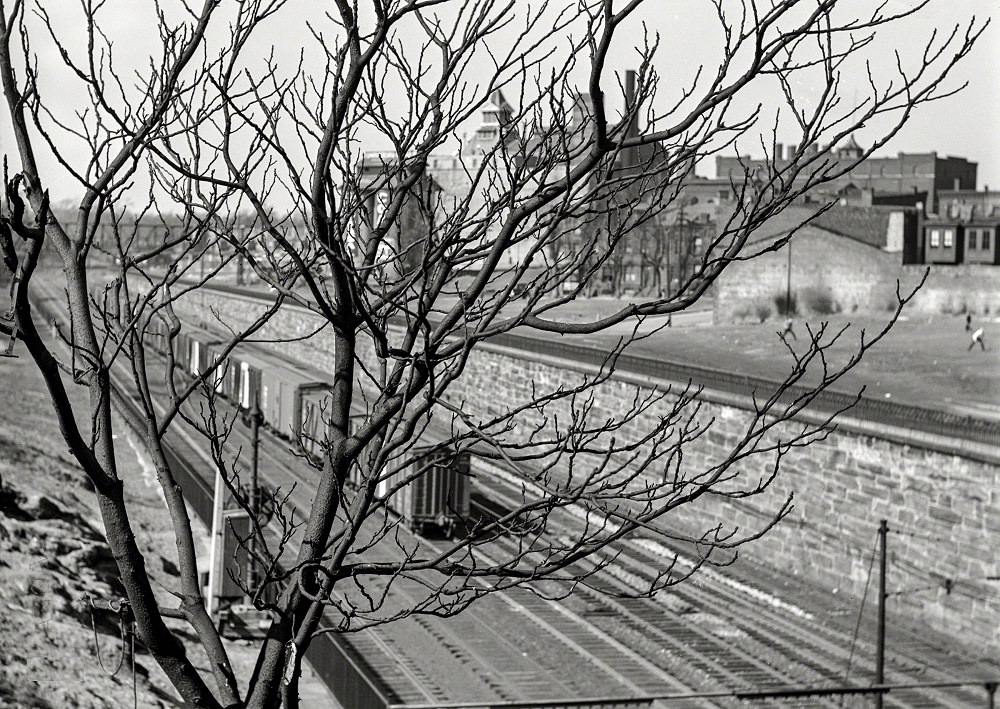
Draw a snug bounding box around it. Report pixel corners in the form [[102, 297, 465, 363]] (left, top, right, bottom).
[[470, 461, 996, 707], [32, 277, 672, 705]]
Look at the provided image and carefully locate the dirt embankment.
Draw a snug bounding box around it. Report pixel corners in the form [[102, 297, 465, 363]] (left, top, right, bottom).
[[0, 348, 194, 707], [0, 333, 291, 708], [0, 322, 335, 707]]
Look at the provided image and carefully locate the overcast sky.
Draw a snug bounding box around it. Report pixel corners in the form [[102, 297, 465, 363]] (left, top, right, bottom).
[[837, 0, 998, 189], [610, 0, 999, 186], [2, 0, 997, 201]]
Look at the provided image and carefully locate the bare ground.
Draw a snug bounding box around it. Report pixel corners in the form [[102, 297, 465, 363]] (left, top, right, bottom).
[[0, 343, 278, 707]]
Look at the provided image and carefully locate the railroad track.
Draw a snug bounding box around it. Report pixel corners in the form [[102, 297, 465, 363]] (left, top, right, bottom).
[[471, 458, 995, 707], [32, 276, 658, 705], [29, 277, 439, 706], [469, 489, 813, 708], [618, 540, 985, 708]]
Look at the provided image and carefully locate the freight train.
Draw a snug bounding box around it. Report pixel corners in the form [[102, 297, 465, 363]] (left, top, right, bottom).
[[143, 316, 470, 535]]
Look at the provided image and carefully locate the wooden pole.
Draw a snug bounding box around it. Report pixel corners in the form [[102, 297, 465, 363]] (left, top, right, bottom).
[[876, 519, 888, 709], [207, 466, 226, 618]]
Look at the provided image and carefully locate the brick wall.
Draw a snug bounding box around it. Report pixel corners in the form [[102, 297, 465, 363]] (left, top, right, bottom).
[[175, 287, 1000, 655], [905, 264, 1000, 316], [714, 227, 912, 322], [715, 228, 1000, 322]]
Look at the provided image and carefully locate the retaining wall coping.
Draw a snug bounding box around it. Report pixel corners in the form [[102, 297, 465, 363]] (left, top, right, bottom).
[[480, 342, 1000, 467]]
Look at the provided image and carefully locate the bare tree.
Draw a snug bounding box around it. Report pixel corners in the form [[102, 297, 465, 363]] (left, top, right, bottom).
[[0, 1, 984, 706]]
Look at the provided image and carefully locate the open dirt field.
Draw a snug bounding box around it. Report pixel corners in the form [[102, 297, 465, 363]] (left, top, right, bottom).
[[538, 298, 1000, 419]]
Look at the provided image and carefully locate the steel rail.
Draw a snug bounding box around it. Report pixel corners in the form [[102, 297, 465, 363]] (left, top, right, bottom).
[[472, 461, 993, 708]]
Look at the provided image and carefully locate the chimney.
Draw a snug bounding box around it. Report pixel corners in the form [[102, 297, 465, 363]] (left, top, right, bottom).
[[623, 69, 638, 167], [774, 142, 783, 162]]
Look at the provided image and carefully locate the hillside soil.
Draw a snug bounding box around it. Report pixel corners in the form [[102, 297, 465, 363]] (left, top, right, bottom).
[[0, 344, 330, 707]]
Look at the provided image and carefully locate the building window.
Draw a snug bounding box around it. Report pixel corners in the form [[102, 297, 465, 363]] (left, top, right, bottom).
[[929, 229, 940, 248], [967, 229, 977, 250], [984, 230, 992, 251], [943, 230, 954, 248]]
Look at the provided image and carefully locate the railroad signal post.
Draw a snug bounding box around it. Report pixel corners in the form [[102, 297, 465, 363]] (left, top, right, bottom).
[[207, 401, 263, 620], [220, 401, 271, 640], [207, 468, 250, 618]]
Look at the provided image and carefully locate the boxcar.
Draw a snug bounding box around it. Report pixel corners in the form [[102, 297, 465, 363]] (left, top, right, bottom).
[[229, 349, 334, 446], [381, 447, 471, 536], [298, 388, 346, 457], [264, 363, 332, 440], [172, 322, 225, 378], [207, 342, 240, 399], [152, 318, 472, 537], [235, 351, 266, 413]]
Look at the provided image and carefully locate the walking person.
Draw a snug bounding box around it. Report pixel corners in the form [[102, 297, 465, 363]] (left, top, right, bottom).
[[781, 317, 796, 341], [968, 326, 986, 351], [965, 313, 973, 332]]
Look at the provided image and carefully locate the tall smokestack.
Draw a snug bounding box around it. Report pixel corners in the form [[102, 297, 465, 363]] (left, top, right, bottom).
[[624, 69, 638, 168]]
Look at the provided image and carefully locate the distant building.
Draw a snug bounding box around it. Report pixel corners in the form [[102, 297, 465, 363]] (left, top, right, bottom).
[[715, 137, 976, 213], [916, 218, 999, 266], [538, 71, 713, 296], [713, 203, 918, 323], [936, 188, 1000, 218], [423, 89, 535, 275], [901, 190, 1000, 266], [88, 214, 203, 268], [356, 152, 442, 280]]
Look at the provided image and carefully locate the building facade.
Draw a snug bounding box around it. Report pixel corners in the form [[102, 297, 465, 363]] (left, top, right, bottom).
[[715, 138, 977, 213], [902, 190, 1000, 266]]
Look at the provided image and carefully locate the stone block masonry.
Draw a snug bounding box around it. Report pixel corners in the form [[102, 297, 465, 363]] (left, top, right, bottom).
[[174, 286, 1000, 656]]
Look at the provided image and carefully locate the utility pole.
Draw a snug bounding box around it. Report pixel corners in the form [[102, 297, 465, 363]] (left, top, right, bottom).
[[664, 220, 671, 297], [785, 238, 793, 314], [876, 518, 888, 709]]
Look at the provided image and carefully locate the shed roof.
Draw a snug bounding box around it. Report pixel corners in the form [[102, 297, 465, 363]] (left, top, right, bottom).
[[738, 204, 892, 249]]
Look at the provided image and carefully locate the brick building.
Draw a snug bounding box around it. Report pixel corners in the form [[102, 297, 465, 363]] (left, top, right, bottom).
[[902, 190, 1000, 266], [540, 72, 713, 295], [356, 152, 442, 280], [916, 217, 1000, 266], [423, 89, 537, 274], [715, 136, 977, 213]]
